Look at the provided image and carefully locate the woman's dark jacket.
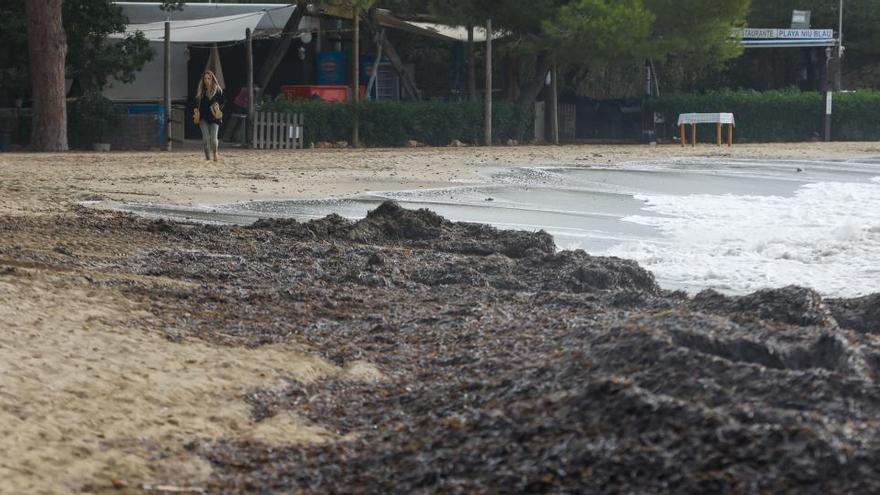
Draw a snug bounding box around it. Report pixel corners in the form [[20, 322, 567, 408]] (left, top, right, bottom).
[[197, 88, 225, 125]]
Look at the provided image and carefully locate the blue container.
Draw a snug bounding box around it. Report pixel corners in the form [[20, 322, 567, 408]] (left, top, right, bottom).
[[127, 104, 166, 146], [0, 130, 10, 151], [317, 52, 347, 85]]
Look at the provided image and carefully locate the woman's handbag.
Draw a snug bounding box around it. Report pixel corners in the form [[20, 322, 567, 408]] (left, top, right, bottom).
[[193, 108, 200, 125], [210, 102, 223, 121]]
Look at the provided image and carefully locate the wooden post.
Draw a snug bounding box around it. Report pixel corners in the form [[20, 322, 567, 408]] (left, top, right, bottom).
[[550, 66, 559, 145], [728, 124, 733, 147], [164, 21, 172, 152], [680, 124, 685, 146], [246, 27, 254, 148], [691, 123, 696, 147], [484, 18, 492, 146], [352, 7, 360, 148], [716, 122, 722, 146], [467, 25, 476, 101]]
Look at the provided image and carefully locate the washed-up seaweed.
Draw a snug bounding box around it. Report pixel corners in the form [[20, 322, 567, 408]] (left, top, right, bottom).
[[2, 203, 879, 494]]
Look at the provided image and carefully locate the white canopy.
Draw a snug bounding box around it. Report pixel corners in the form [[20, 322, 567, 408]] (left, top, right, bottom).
[[108, 11, 265, 43]]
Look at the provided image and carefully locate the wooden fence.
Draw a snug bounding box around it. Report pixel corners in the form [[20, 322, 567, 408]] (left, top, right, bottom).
[[251, 112, 304, 149]]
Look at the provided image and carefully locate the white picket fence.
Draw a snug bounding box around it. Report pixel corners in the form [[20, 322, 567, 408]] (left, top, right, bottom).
[[251, 112, 304, 150]]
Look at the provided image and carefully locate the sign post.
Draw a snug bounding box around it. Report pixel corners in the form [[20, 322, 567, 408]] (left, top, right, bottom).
[[824, 91, 833, 142]]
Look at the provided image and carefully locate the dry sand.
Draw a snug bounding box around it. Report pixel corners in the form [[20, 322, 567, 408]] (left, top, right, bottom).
[[0, 258, 383, 493], [1, 142, 878, 493]]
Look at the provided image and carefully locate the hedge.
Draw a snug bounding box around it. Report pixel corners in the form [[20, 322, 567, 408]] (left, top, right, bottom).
[[67, 93, 124, 149], [260, 99, 533, 147], [650, 90, 880, 142]]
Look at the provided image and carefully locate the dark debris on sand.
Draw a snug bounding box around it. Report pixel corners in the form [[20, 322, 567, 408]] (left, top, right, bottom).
[[3, 202, 880, 494]]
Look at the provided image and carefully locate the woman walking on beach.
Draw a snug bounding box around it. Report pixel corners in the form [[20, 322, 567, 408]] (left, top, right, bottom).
[[194, 70, 225, 162]]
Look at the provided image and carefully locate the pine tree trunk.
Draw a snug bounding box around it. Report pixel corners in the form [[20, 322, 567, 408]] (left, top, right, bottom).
[[467, 26, 477, 101], [25, 0, 68, 151]]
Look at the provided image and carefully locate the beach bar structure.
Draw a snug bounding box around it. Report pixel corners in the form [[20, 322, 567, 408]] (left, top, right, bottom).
[[103, 2, 494, 148]]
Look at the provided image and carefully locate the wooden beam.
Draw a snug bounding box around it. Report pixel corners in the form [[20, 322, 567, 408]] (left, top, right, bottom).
[[467, 25, 476, 101], [366, 29, 385, 98], [550, 65, 559, 145], [484, 18, 492, 146], [352, 7, 360, 148], [365, 10, 420, 101], [246, 27, 254, 148], [255, 0, 307, 102]]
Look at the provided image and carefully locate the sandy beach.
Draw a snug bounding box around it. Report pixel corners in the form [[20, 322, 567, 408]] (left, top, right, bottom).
[[2, 143, 879, 493], [3, 142, 880, 216]]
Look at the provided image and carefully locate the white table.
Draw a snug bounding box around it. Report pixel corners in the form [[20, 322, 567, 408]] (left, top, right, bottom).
[[677, 113, 735, 146]]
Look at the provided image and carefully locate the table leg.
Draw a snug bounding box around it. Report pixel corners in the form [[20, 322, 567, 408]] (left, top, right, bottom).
[[680, 125, 685, 146], [691, 124, 696, 147]]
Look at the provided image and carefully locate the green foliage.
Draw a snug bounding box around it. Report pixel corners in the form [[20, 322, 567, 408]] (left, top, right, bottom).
[[261, 100, 533, 147], [63, 0, 154, 92], [0, 1, 29, 98], [651, 90, 880, 142], [832, 91, 880, 141], [545, 0, 653, 66], [427, 0, 750, 103], [646, 0, 748, 64], [0, 0, 154, 97], [67, 93, 123, 148]]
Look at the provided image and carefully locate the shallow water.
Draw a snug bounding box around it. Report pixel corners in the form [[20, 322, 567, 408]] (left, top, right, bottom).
[[115, 158, 880, 297]]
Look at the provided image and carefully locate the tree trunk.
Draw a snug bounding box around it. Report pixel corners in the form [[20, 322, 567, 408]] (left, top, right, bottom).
[[516, 52, 551, 107], [503, 56, 520, 102], [25, 0, 68, 151]]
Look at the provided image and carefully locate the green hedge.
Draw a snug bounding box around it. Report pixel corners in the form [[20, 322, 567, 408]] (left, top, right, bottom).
[[831, 91, 880, 141], [67, 93, 123, 149], [651, 90, 880, 142], [260, 99, 533, 147]]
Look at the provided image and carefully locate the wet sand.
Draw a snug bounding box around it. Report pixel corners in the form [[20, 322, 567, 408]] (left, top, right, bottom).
[[2, 142, 880, 216], [1, 143, 879, 493]]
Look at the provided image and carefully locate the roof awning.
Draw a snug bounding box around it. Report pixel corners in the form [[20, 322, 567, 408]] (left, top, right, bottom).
[[316, 4, 494, 43], [377, 17, 491, 43], [108, 11, 266, 43]]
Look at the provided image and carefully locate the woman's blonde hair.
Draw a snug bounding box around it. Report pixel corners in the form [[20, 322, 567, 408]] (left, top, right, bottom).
[[196, 70, 222, 100]]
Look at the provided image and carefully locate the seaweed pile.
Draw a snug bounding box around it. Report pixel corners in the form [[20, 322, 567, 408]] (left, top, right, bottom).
[[4, 202, 879, 493]]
